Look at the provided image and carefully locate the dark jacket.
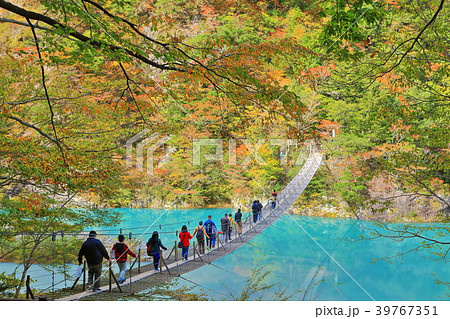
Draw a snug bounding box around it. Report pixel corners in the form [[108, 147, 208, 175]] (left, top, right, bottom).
[[257, 202, 263, 211], [235, 211, 242, 222], [220, 216, 230, 232], [78, 237, 110, 265], [147, 238, 167, 255]]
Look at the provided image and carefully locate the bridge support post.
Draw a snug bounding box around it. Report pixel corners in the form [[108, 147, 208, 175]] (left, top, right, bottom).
[[108, 261, 123, 293], [71, 262, 86, 290], [218, 239, 227, 251], [160, 255, 171, 274], [83, 261, 86, 291], [174, 241, 178, 261], [250, 222, 258, 233], [167, 241, 176, 260], [193, 244, 204, 262], [26, 275, 34, 300], [138, 249, 141, 273], [109, 262, 112, 292]]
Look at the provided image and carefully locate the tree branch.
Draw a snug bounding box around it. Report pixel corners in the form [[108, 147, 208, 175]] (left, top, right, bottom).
[[0, 0, 182, 71], [364, 0, 447, 87], [0, 17, 51, 31], [4, 114, 61, 146], [26, 16, 67, 164], [81, 0, 169, 48], [118, 62, 147, 123]]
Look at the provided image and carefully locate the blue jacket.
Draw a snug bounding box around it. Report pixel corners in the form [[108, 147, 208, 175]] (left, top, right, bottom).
[[203, 219, 216, 234]]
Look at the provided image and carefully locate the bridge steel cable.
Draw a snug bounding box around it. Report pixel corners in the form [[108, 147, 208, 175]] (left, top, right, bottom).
[[66, 178, 203, 301], [227, 216, 349, 301], [282, 213, 375, 301], [276, 214, 363, 301], [6, 149, 320, 300], [174, 146, 330, 300], [250, 147, 376, 301], [48, 146, 327, 301], [302, 232, 348, 301], [2, 0, 387, 302], [0, 208, 234, 237]]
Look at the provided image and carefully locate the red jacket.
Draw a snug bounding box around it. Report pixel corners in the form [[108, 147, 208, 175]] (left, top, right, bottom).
[[179, 231, 193, 248], [112, 242, 136, 263]]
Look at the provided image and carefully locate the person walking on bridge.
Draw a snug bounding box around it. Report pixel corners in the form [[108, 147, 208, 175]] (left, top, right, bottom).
[[234, 208, 243, 235], [220, 213, 230, 243], [203, 215, 216, 249], [252, 200, 259, 223], [193, 221, 209, 254], [146, 231, 167, 271], [77, 230, 110, 292], [111, 234, 137, 284], [256, 200, 263, 221], [179, 225, 193, 260], [271, 189, 278, 209], [228, 213, 237, 240]]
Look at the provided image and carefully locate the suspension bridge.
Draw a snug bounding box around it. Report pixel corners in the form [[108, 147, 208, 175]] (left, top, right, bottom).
[[50, 145, 323, 301]]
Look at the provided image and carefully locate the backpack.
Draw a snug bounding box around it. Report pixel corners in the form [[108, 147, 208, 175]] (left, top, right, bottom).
[[204, 220, 213, 233], [196, 226, 204, 239], [146, 239, 155, 256], [146, 242, 152, 256]]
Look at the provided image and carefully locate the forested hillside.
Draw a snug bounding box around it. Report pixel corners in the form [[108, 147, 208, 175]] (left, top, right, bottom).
[[0, 0, 448, 220]]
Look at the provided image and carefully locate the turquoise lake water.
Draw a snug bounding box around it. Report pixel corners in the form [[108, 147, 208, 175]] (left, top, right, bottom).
[[171, 214, 450, 301], [2, 207, 449, 300]]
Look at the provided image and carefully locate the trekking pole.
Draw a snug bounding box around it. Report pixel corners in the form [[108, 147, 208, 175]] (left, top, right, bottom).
[[175, 241, 179, 275], [193, 242, 196, 261], [174, 241, 178, 261], [109, 260, 112, 292]]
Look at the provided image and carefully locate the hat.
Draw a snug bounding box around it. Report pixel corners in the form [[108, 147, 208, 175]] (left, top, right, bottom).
[[89, 230, 97, 237]]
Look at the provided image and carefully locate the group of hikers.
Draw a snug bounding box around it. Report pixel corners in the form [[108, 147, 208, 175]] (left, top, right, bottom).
[[251, 189, 278, 222], [77, 191, 278, 292]]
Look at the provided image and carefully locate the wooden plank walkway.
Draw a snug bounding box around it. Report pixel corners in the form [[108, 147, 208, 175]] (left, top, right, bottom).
[[57, 150, 322, 301]]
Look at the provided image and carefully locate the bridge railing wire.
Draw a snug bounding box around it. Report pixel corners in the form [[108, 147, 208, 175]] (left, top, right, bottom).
[[3, 145, 320, 300], [0, 211, 233, 237]]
